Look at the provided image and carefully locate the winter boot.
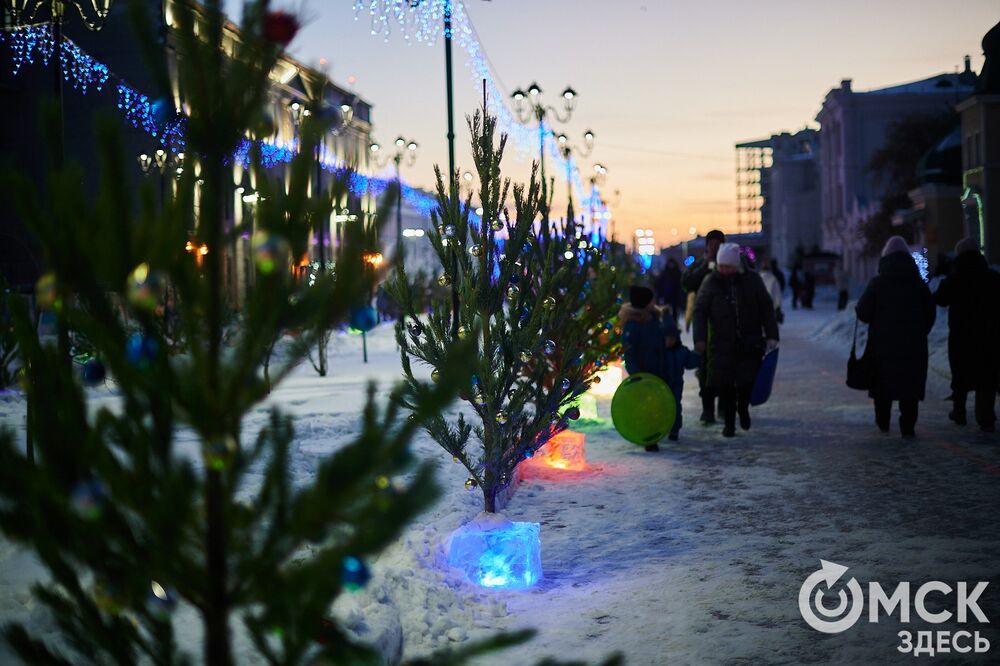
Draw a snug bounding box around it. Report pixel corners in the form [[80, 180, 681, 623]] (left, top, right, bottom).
[[948, 410, 967, 426], [699, 396, 716, 425], [645, 443, 660, 452], [722, 425, 735, 438], [738, 405, 751, 431]]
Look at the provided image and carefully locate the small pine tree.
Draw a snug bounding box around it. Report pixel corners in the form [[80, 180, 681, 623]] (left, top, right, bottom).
[[0, 2, 470, 663], [390, 111, 591, 513]]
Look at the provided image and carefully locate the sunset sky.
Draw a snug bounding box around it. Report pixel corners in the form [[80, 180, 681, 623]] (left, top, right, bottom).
[[234, 1, 996, 245]]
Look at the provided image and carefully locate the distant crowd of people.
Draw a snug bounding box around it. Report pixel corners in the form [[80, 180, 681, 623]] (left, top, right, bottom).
[[622, 229, 1000, 444]]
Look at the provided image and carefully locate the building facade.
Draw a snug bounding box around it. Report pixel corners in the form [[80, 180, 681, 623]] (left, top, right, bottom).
[[957, 21, 1000, 266], [736, 129, 821, 268], [0, 0, 376, 305], [815, 67, 975, 283]]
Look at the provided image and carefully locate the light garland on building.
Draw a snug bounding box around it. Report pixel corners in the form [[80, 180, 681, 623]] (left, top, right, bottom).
[[0, 23, 439, 216]]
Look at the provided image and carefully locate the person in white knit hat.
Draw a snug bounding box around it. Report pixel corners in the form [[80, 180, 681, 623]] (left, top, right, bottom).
[[692, 243, 779, 438]]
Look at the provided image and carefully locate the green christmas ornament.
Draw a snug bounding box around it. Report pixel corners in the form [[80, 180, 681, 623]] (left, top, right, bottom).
[[251, 230, 290, 275], [126, 263, 165, 311], [542, 296, 556, 310], [470, 244, 484, 257], [203, 435, 238, 471], [496, 410, 509, 425], [437, 273, 452, 287], [431, 369, 441, 383], [35, 272, 62, 311], [465, 478, 478, 490], [519, 350, 531, 363], [506, 285, 519, 299]]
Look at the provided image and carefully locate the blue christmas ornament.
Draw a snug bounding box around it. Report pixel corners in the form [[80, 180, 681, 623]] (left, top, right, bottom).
[[509, 272, 520, 284], [522, 241, 532, 253], [349, 305, 378, 333], [125, 333, 158, 369], [70, 479, 107, 520], [150, 97, 173, 127], [341, 556, 371, 591], [81, 357, 106, 386]]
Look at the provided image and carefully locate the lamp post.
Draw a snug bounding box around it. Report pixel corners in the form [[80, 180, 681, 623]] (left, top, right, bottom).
[[510, 82, 579, 204], [555, 128, 594, 210], [369, 136, 418, 260], [137, 148, 185, 207], [5, 0, 115, 463], [589, 163, 608, 241]]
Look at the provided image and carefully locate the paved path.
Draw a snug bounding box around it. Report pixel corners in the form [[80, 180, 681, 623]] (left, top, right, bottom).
[[482, 307, 1000, 666]]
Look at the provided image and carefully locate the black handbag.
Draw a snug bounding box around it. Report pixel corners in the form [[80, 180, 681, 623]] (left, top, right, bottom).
[[846, 319, 872, 391]]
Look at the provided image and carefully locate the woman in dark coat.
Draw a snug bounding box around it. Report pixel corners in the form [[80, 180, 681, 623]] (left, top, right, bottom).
[[693, 243, 779, 437], [855, 236, 936, 438], [933, 238, 1000, 432]]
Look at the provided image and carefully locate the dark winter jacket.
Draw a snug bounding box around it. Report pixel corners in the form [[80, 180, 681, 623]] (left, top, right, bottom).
[[933, 250, 1000, 391], [655, 264, 684, 308], [681, 259, 713, 295], [620, 304, 699, 397], [856, 252, 936, 401], [692, 270, 779, 389]]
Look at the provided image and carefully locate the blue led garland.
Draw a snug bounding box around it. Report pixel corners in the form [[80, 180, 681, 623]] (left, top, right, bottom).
[[355, 1, 586, 202], [0, 23, 438, 215]]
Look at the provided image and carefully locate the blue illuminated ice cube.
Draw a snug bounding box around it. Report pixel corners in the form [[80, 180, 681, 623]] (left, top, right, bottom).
[[447, 514, 542, 590]]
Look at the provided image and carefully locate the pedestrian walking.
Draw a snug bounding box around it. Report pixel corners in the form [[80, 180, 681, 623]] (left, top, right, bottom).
[[620, 285, 701, 449], [692, 243, 779, 438], [835, 263, 850, 311], [789, 265, 803, 310], [682, 229, 725, 424], [855, 236, 936, 439], [655, 257, 684, 322], [933, 238, 1000, 432], [758, 255, 784, 324]]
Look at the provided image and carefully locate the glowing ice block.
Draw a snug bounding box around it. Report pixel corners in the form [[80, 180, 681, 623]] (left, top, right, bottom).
[[530, 430, 586, 471], [447, 513, 542, 590]]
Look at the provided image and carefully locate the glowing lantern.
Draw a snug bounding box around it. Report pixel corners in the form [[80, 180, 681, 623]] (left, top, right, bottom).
[[363, 251, 384, 268], [589, 362, 623, 397], [527, 430, 586, 471], [447, 514, 542, 590]]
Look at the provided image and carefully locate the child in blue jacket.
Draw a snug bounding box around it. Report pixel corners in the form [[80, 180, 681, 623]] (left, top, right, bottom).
[[620, 285, 701, 449]]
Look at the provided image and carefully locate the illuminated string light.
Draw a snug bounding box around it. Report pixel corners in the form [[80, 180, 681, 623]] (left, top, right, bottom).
[[354, 1, 585, 201], [0, 23, 439, 217]]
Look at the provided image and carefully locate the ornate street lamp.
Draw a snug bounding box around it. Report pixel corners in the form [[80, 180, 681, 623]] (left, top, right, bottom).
[[510, 82, 580, 191], [556, 128, 595, 207], [369, 135, 418, 257]]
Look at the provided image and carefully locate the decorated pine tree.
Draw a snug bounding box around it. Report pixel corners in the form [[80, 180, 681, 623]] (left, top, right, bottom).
[[0, 2, 485, 663], [390, 111, 594, 515]]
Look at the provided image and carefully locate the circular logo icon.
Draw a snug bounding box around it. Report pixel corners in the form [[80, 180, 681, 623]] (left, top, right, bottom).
[[799, 560, 864, 634]]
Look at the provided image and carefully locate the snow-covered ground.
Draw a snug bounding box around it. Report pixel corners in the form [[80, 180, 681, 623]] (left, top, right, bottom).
[[1, 298, 999, 665]]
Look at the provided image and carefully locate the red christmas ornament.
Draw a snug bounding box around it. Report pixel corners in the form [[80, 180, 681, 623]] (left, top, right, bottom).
[[263, 11, 299, 46]]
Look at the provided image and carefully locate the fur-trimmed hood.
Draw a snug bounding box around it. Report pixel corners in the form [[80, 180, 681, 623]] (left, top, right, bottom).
[[618, 302, 661, 324]]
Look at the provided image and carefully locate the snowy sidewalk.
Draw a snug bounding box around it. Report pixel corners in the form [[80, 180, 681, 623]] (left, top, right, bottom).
[[1, 310, 998, 665], [456, 305, 1000, 665]]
